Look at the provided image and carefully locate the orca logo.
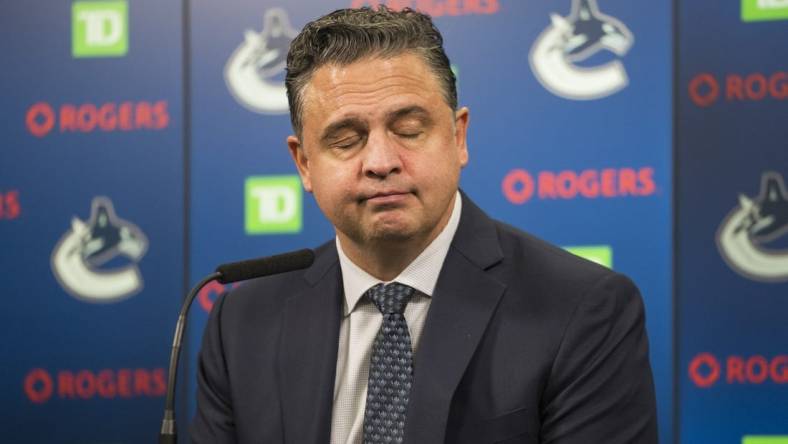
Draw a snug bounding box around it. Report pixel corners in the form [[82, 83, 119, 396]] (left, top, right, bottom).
[[716, 172, 788, 283], [224, 8, 297, 114], [529, 0, 634, 100], [51, 197, 148, 302]]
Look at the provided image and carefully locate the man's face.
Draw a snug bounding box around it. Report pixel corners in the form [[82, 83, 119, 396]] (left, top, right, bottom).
[[288, 52, 469, 249]]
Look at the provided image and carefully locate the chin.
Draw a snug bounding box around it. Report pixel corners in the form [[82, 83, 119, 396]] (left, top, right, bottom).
[[366, 222, 419, 243]]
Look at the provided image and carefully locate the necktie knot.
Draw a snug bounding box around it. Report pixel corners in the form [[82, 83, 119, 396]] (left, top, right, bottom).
[[366, 282, 415, 315]]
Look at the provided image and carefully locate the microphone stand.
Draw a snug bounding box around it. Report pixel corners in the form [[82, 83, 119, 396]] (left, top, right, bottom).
[[159, 271, 221, 444], [158, 248, 314, 443]]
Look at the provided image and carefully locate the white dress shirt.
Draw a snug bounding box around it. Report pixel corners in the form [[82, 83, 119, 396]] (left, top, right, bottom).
[[330, 192, 463, 444]]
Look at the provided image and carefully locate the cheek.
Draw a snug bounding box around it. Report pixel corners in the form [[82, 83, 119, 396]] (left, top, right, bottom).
[[310, 161, 354, 202], [416, 146, 462, 185]]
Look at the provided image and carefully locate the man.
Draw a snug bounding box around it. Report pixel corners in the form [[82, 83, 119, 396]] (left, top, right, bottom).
[[192, 6, 658, 444]]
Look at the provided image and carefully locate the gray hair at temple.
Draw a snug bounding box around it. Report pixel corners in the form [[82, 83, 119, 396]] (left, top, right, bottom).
[[285, 6, 458, 137]]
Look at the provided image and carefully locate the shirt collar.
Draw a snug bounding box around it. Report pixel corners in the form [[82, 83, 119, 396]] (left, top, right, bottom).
[[336, 191, 463, 316]]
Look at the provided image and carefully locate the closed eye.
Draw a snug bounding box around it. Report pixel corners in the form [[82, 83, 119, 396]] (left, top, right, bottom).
[[395, 130, 422, 139], [391, 120, 427, 140], [331, 134, 364, 149], [387, 106, 432, 140]]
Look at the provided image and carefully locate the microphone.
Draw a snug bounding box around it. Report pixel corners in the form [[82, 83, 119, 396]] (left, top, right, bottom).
[[216, 248, 316, 284], [159, 249, 315, 444]]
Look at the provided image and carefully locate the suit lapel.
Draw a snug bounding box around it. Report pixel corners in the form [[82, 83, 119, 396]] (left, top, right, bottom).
[[278, 244, 342, 444], [276, 194, 504, 443], [405, 194, 506, 443]]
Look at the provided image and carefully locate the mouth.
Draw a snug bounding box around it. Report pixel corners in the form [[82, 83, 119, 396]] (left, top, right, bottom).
[[362, 190, 413, 206]]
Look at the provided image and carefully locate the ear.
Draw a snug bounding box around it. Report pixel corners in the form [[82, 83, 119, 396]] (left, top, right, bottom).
[[454, 107, 470, 168], [287, 135, 313, 192]]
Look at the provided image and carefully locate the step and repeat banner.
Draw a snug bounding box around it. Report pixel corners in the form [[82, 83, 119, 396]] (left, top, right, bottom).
[[0, 1, 184, 442], [677, 1, 788, 443], [0, 0, 783, 443], [187, 0, 673, 442]]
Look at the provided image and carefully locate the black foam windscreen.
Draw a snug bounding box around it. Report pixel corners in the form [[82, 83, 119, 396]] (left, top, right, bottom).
[[215, 248, 315, 284]]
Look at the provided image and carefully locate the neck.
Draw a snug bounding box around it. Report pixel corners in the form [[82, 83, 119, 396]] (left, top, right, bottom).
[[338, 234, 432, 282], [338, 195, 457, 281]]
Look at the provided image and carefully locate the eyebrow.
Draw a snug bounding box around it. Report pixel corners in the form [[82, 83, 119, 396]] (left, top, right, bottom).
[[386, 105, 432, 124]]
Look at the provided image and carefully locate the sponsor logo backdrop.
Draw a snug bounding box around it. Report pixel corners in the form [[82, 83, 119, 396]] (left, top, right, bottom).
[[187, 1, 673, 442], [0, 0, 184, 442], [8, 0, 785, 442], [677, 0, 788, 442]]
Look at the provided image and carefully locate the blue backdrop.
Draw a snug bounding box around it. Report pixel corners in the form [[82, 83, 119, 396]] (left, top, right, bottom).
[[676, 1, 788, 443], [1, 0, 785, 443], [1, 1, 184, 442]]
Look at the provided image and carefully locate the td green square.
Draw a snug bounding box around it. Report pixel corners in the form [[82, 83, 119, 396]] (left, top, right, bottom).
[[742, 437, 788, 444], [72, 1, 128, 57], [245, 176, 303, 234], [564, 245, 613, 269], [741, 0, 788, 21]]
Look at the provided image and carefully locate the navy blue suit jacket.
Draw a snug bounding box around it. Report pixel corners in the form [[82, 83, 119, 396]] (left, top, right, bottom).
[[190, 194, 658, 443]]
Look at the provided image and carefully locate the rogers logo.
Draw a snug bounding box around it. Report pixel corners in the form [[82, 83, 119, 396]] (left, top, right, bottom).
[[24, 367, 166, 404], [25, 100, 170, 138], [0, 190, 21, 220], [26, 103, 56, 137], [688, 353, 788, 388], [689, 71, 788, 107], [502, 166, 656, 204], [350, 0, 500, 16], [198, 281, 239, 313]]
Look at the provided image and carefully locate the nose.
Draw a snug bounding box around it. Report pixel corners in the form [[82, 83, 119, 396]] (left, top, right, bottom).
[[362, 131, 402, 179]]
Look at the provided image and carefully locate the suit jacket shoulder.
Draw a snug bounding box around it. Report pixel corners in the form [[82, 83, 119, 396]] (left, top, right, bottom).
[[434, 194, 657, 443], [190, 241, 343, 443]]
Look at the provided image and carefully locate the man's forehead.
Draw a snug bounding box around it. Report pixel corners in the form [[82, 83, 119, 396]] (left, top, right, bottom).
[[299, 54, 445, 126], [310, 54, 436, 93]]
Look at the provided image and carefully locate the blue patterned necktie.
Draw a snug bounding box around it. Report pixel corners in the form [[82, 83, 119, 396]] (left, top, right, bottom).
[[363, 282, 416, 444]]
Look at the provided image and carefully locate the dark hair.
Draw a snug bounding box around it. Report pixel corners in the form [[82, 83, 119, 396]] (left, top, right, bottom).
[[285, 6, 457, 136]]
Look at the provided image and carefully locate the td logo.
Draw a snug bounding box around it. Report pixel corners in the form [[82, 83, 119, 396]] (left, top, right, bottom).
[[72, 1, 128, 58], [245, 176, 302, 234], [564, 245, 613, 268], [742, 0, 788, 21]]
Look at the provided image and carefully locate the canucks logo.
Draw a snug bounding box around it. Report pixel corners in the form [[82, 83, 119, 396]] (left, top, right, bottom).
[[224, 8, 297, 114], [529, 0, 634, 100], [716, 172, 788, 283], [51, 197, 148, 302]]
